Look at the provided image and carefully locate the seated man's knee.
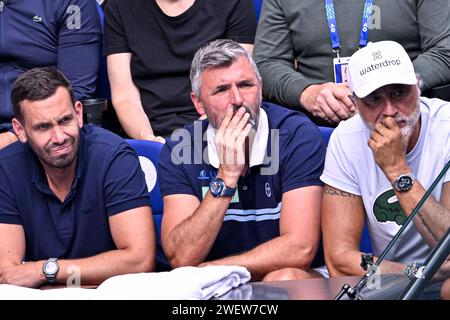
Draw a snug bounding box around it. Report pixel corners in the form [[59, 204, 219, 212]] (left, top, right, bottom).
[[263, 268, 322, 282]]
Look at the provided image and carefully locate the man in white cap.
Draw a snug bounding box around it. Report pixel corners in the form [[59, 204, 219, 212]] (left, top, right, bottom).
[[321, 41, 450, 280]]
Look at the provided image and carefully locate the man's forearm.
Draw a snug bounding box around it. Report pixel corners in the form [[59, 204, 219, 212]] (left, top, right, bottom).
[[434, 259, 450, 282], [258, 61, 313, 109], [53, 247, 153, 286], [205, 234, 316, 281], [164, 193, 231, 267], [328, 249, 404, 277], [395, 180, 449, 247], [113, 98, 154, 139], [327, 249, 368, 277], [0, 247, 153, 288]]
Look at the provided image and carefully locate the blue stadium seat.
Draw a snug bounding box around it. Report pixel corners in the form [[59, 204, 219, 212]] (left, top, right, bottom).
[[318, 126, 373, 253], [254, 0, 263, 21], [95, 2, 111, 100], [126, 139, 171, 271], [359, 224, 373, 253], [318, 126, 334, 145]]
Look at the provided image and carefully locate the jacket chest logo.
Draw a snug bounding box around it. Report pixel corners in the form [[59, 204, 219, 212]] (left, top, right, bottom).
[[265, 183, 272, 198], [33, 15, 43, 23]]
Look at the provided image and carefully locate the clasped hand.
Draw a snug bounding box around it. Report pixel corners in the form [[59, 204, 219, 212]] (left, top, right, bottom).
[[300, 82, 356, 124]]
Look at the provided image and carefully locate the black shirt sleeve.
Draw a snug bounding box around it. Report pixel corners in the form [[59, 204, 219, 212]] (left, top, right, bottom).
[[225, 0, 257, 44], [104, 0, 130, 55]]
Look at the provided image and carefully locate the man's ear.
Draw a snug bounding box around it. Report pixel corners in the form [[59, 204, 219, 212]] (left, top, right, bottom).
[[415, 82, 421, 97], [191, 91, 206, 116], [74, 101, 83, 128], [12, 118, 27, 143]]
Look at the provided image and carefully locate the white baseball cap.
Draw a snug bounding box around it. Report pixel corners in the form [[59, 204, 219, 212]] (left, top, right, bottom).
[[347, 41, 417, 98]]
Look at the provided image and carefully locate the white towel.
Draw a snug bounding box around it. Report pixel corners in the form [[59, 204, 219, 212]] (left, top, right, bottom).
[[0, 265, 250, 300], [97, 265, 251, 300]]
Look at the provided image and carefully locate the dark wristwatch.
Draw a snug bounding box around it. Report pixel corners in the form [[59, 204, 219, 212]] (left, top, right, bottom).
[[42, 258, 59, 283], [209, 177, 236, 198], [392, 172, 416, 192]]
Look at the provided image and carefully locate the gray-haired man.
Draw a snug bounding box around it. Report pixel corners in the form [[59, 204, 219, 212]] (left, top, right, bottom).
[[158, 39, 327, 281]]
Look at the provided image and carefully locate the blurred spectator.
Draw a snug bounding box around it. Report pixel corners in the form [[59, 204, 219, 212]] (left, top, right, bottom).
[[104, 0, 256, 141], [0, 0, 101, 148], [254, 0, 450, 126]]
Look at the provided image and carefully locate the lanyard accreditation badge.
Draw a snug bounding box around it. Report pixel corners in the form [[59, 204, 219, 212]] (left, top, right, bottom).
[[325, 0, 373, 83]]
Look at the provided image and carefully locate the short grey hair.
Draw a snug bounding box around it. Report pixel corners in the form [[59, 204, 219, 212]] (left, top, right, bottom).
[[190, 39, 261, 98]]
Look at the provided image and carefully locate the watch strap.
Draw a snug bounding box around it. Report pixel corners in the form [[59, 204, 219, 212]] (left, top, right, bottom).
[[210, 177, 236, 197], [43, 258, 59, 283], [222, 184, 237, 197]]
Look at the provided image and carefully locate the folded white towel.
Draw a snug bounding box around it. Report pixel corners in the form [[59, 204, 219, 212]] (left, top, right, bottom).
[[0, 265, 250, 300], [97, 265, 251, 300]]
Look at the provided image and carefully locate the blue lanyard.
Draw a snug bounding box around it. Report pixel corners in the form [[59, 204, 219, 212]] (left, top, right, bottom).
[[325, 0, 373, 54]]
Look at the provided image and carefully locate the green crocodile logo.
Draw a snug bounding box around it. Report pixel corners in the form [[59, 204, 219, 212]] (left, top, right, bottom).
[[373, 189, 406, 226]]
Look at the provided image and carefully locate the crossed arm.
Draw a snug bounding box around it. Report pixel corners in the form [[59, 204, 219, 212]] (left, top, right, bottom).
[[0, 206, 156, 288], [162, 186, 322, 280]]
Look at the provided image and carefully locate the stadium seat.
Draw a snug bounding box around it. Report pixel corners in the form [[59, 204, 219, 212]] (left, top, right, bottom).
[[254, 0, 263, 21], [95, 2, 124, 134], [318, 126, 334, 145], [95, 2, 111, 100], [126, 139, 171, 271], [318, 126, 373, 253]]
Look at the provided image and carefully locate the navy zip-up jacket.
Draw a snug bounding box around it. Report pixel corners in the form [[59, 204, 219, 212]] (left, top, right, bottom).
[[0, 0, 101, 126]]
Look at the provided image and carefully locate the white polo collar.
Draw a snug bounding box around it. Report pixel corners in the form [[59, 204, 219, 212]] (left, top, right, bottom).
[[206, 108, 269, 169]]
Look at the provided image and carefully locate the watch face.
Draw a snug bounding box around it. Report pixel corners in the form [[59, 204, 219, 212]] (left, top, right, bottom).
[[210, 179, 224, 196], [45, 261, 58, 275], [397, 175, 413, 191]]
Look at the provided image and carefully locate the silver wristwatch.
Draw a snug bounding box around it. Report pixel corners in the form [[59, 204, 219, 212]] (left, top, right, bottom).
[[392, 172, 416, 192], [42, 258, 59, 283]]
